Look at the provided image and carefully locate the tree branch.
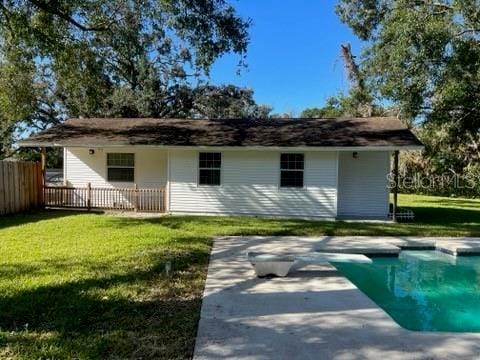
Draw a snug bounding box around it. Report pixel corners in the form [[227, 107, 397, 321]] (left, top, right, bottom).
[[456, 28, 480, 37], [0, 3, 16, 39], [428, 1, 454, 10], [26, 0, 110, 32], [3, 146, 22, 160]]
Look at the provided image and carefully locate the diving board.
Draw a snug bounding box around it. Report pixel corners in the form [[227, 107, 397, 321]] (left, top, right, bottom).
[[247, 252, 372, 277]]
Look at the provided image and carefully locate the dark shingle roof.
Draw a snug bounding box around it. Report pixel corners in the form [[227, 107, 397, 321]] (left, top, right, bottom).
[[18, 117, 423, 148]]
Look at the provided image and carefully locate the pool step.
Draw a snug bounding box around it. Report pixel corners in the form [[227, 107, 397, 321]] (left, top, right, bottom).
[[316, 244, 401, 257], [397, 240, 436, 250], [436, 243, 480, 256], [316, 239, 480, 257]]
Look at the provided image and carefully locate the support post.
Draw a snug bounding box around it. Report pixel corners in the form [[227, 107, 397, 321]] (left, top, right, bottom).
[[134, 183, 138, 212], [40, 147, 46, 186], [40, 147, 46, 208], [87, 182, 91, 210], [393, 150, 399, 222]]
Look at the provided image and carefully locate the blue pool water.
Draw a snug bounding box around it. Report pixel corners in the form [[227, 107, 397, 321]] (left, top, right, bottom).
[[332, 251, 480, 332]]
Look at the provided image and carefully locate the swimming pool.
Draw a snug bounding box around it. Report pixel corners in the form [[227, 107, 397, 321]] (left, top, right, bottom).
[[332, 250, 480, 332]]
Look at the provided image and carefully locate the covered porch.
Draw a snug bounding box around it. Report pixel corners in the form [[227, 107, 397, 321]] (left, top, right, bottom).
[[45, 146, 168, 212], [44, 185, 167, 212]]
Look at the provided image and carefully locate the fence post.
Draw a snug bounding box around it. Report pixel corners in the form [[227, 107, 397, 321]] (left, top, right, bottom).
[[36, 163, 46, 208], [161, 187, 165, 213], [87, 182, 91, 210], [134, 183, 138, 212], [0, 162, 5, 215]]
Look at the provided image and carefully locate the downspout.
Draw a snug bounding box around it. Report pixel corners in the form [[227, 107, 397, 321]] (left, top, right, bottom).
[[335, 151, 339, 219], [167, 149, 171, 213], [392, 150, 399, 222], [63, 147, 67, 185]]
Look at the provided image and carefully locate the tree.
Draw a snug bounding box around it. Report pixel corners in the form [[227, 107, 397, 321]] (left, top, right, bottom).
[[339, 43, 375, 117], [336, 0, 480, 139], [301, 93, 386, 118], [301, 96, 349, 118], [269, 111, 297, 118], [336, 0, 480, 195], [301, 43, 385, 119], [0, 0, 251, 157], [190, 85, 272, 119]]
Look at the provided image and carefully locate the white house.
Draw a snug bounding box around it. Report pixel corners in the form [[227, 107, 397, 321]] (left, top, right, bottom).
[[19, 117, 423, 219]]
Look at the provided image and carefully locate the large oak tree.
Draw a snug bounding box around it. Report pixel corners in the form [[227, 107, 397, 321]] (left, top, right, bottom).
[[0, 0, 256, 157]]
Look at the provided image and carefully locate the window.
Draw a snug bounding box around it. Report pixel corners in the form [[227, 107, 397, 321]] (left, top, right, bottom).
[[107, 153, 134, 182], [199, 152, 221, 186], [280, 153, 304, 188]]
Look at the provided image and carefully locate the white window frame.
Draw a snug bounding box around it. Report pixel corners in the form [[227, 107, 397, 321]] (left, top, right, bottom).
[[106, 153, 135, 183], [279, 153, 305, 188], [198, 152, 222, 186]]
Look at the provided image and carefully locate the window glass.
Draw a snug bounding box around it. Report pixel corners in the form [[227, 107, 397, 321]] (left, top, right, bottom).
[[107, 153, 134, 167], [107, 153, 134, 182], [199, 152, 221, 186], [280, 153, 304, 188]]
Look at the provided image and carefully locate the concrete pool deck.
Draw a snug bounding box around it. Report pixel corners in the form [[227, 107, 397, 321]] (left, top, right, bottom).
[[194, 236, 480, 360]]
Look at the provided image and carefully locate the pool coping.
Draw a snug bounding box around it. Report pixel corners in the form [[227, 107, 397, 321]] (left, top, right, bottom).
[[315, 237, 480, 257]]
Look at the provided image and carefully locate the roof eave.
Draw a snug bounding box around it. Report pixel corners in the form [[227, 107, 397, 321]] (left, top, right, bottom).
[[17, 142, 425, 151]]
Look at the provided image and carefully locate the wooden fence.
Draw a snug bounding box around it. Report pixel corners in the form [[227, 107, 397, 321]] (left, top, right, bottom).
[[44, 184, 166, 212], [0, 160, 165, 214], [0, 161, 43, 215]]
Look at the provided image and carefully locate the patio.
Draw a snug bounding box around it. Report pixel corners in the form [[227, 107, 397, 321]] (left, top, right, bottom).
[[194, 236, 480, 359]]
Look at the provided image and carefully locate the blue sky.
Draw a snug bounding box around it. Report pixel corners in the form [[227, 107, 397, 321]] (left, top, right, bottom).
[[208, 0, 364, 115]]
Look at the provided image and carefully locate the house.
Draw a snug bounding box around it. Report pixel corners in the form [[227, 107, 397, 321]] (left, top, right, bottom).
[[19, 117, 423, 219]]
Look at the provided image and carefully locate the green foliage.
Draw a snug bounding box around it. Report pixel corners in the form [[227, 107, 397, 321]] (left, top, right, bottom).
[[301, 97, 346, 118], [336, 0, 480, 128], [337, 0, 480, 196], [0, 0, 253, 157], [269, 111, 297, 118], [301, 94, 385, 118], [190, 85, 272, 119], [336, 0, 389, 41], [0, 50, 37, 123], [400, 123, 480, 197]]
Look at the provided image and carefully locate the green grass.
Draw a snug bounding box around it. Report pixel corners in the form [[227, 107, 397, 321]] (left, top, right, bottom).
[[0, 194, 479, 359]]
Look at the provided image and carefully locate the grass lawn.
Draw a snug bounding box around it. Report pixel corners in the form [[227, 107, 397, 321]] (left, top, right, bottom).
[[0, 193, 479, 359]]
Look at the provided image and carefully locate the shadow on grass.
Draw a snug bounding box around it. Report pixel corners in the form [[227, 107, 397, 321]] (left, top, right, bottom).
[[413, 206, 480, 225], [0, 248, 209, 359], [0, 210, 102, 230], [416, 197, 480, 209], [2, 202, 480, 237], [117, 211, 480, 237]]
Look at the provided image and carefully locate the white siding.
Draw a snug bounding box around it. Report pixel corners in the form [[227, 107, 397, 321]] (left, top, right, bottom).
[[64, 147, 391, 219], [169, 150, 338, 218], [64, 147, 167, 188], [337, 151, 390, 219]]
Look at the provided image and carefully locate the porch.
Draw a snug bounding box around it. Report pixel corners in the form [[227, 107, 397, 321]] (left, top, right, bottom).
[[44, 184, 167, 212]]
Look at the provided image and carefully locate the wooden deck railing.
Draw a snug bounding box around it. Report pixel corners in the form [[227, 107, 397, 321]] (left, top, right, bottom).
[[44, 184, 166, 212]]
